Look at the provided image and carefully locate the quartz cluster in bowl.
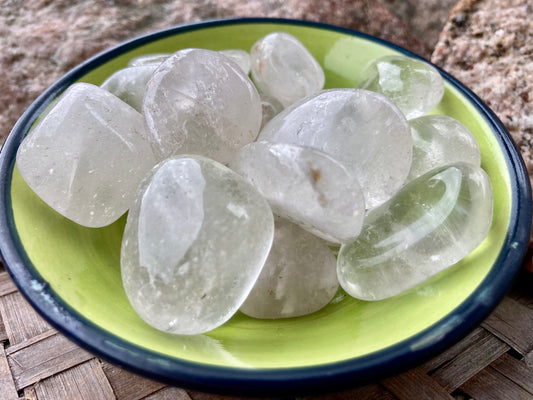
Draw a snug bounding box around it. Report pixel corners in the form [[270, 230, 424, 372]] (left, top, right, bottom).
[[15, 32, 493, 335]]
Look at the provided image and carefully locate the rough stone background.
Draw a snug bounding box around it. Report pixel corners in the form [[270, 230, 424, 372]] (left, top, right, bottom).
[[0, 0, 431, 144], [432, 0, 533, 184]]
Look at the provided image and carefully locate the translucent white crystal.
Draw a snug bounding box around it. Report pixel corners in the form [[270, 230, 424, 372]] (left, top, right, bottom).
[[240, 217, 338, 319], [101, 65, 157, 112], [407, 115, 481, 180], [229, 141, 365, 243], [260, 94, 284, 129], [357, 55, 445, 119], [219, 49, 251, 75], [337, 163, 493, 301], [121, 155, 274, 335], [128, 53, 171, 67], [250, 32, 325, 107], [143, 48, 262, 163], [258, 89, 412, 209], [16, 82, 157, 228]]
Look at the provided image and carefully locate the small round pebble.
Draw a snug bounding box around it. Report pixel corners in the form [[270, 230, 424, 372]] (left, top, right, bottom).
[[250, 32, 325, 107], [337, 163, 493, 301], [258, 88, 412, 209], [219, 49, 251, 75], [121, 155, 274, 335], [357, 55, 445, 120], [128, 53, 171, 67], [230, 141, 365, 244], [240, 217, 339, 319]]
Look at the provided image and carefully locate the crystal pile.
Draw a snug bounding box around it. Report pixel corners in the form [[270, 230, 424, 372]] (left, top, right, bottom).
[[143, 48, 262, 163], [16, 82, 156, 227], [258, 88, 413, 209], [240, 217, 338, 319], [15, 32, 494, 334], [337, 163, 493, 301], [121, 155, 274, 334]]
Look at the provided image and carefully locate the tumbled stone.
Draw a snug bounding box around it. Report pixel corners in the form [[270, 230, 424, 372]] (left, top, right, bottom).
[[100, 65, 157, 112], [16, 82, 156, 228], [259, 94, 284, 129], [250, 32, 325, 107], [128, 53, 171, 67], [408, 115, 481, 180], [357, 55, 445, 119], [337, 163, 493, 301], [121, 155, 274, 335], [143, 48, 262, 163], [240, 217, 338, 319], [219, 49, 251, 75], [258, 89, 412, 209], [229, 141, 365, 243]]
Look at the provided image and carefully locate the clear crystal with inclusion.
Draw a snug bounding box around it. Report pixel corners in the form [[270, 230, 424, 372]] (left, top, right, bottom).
[[16, 82, 157, 228], [229, 141, 365, 244], [357, 55, 445, 120], [250, 32, 325, 107], [143, 48, 262, 163], [258, 89, 412, 209], [407, 115, 481, 181], [101, 65, 157, 112], [337, 163, 493, 301], [240, 217, 338, 319], [121, 155, 274, 335]]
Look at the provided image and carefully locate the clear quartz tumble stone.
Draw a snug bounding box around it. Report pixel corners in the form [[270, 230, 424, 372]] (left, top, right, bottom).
[[16, 82, 157, 228], [337, 163, 493, 301], [229, 141, 365, 244], [121, 155, 274, 335], [240, 217, 338, 319], [101, 65, 158, 112], [250, 32, 325, 107], [258, 89, 412, 209], [357, 55, 445, 120], [143, 48, 262, 163], [407, 115, 481, 181]]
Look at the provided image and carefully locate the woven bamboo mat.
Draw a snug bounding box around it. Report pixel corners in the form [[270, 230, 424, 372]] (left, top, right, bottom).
[[2, 252, 533, 400]]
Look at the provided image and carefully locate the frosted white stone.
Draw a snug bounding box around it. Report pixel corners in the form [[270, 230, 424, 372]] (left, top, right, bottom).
[[219, 49, 251, 75], [407, 115, 481, 180], [260, 94, 284, 129], [101, 65, 157, 112], [121, 155, 274, 335], [357, 55, 445, 120], [143, 48, 262, 163], [258, 89, 412, 209], [16, 82, 157, 227], [250, 32, 325, 107], [240, 217, 338, 319], [128, 53, 171, 67], [229, 141, 365, 244], [337, 163, 493, 301]]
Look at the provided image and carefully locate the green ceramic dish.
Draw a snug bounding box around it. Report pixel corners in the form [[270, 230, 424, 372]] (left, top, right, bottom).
[[0, 18, 531, 395]]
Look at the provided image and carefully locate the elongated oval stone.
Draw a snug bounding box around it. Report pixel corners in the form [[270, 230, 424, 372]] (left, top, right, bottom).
[[121, 155, 274, 335], [357, 55, 445, 120], [258, 89, 412, 209], [143, 48, 262, 163], [229, 141, 365, 244], [337, 163, 493, 301], [101, 65, 157, 112], [16, 82, 157, 227], [250, 32, 325, 107], [240, 217, 338, 319], [407, 115, 481, 180]]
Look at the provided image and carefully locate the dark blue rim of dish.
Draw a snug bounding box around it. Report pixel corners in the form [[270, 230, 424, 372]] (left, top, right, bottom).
[[0, 18, 531, 396]]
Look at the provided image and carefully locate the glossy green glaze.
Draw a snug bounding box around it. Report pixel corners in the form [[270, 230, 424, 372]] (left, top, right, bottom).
[[10, 22, 510, 368]]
